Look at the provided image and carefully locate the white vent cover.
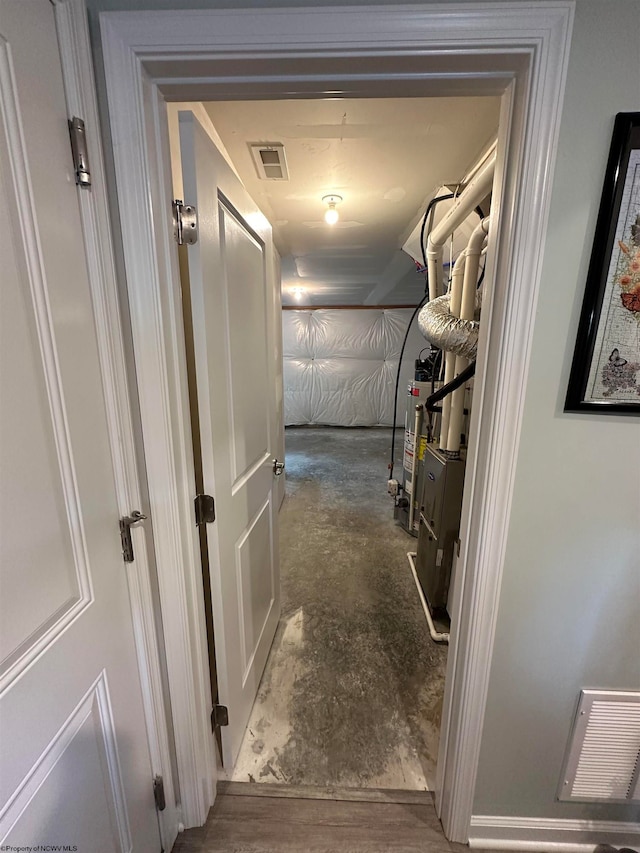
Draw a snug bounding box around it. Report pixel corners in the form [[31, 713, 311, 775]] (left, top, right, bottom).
[[559, 690, 640, 802], [249, 143, 289, 180]]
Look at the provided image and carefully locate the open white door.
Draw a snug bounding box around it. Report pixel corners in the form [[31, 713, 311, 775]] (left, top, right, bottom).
[[179, 111, 281, 770], [0, 2, 160, 848]]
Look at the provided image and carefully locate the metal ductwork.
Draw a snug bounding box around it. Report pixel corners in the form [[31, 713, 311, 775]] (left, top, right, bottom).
[[417, 291, 482, 360]]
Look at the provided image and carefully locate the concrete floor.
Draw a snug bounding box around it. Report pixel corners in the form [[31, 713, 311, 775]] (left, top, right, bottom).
[[231, 427, 448, 790]]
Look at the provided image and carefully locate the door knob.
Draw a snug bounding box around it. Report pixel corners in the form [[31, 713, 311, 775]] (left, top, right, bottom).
[[273, 459, 285, 476]]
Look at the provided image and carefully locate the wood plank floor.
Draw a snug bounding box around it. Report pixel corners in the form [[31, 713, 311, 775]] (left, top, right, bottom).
[[171, 784, 474, 853]]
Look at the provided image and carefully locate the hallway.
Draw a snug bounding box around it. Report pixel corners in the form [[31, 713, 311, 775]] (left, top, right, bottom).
[[232, 427, 448, 790]]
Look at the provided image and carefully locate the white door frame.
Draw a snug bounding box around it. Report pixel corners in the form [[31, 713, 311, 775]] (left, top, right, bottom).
[[52, 1, 179, 848], [99, 2, 574, 841]]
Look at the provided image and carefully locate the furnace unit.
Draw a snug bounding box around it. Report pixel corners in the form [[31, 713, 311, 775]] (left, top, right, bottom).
[[394, 141, 496, 642], [415, 444, 465, 615]]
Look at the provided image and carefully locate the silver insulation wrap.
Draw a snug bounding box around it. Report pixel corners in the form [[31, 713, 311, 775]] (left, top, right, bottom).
[[417, 291, 483, 359]]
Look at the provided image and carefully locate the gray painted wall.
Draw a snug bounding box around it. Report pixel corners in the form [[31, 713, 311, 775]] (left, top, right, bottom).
[[85, 0, 640, 825], [472, 0, 640, 822]]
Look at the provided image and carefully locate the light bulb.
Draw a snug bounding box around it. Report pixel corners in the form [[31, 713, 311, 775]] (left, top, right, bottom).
[[322, 194, 342, 226], [324, 206, 339, 225]]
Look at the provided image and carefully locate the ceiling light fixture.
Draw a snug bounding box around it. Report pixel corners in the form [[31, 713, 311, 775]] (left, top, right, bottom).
[[322, 194, 342, 225], [292, 287, 305, 302]]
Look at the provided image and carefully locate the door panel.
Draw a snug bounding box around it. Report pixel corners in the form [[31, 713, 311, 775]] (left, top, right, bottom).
[[236, 496, 275, 681], [179, 111, 280, 769], [3, 676, 130, 853], [0, 161, 90, 683], [220, 202, 271, 484], [0, 2, 159, 848]]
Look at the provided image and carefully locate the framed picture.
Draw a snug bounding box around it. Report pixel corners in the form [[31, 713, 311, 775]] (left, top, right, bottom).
[[565, 112, 640, 414]]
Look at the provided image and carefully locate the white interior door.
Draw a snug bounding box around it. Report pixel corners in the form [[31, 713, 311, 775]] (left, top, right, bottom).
[[179, 110, 281, 770], [0, 2, 160, 849]]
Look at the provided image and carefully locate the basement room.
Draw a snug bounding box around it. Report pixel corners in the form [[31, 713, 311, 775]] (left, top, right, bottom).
[[167, 93, 500, 792]]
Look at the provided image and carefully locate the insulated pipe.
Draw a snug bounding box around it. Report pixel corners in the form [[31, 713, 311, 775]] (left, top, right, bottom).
[[426, 150, 496, 301], [417, 292, 482, 359], [439, 252, 466, 450], [417, 243, 487, 360], [446, 217, 490, 454]]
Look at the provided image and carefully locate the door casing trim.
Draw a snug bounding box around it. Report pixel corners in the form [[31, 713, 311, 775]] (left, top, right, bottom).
[[53, 1, 180, 848], [99, 2, 575, 840]]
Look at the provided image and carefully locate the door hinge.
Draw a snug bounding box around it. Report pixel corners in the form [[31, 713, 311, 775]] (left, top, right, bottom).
[[119, 510, 147, 563], [153, 775, 166, 812], [68, 117, 91, 187], [194, 493, 215, 526], [172, 199, 198, 245], [211, 704, 229, 731]]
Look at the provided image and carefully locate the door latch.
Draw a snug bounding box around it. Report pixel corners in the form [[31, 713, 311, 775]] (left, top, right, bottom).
[[119, 511, 147, 563], [273, 459, 285, 476]]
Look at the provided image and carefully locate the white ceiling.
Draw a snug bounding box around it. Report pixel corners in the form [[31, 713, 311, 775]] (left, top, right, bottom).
[[204, 96, 500, 306]]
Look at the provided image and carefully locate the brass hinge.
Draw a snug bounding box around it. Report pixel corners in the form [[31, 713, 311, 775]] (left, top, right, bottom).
[[211, 704, 229, 731], [194, 493, 215, 526]]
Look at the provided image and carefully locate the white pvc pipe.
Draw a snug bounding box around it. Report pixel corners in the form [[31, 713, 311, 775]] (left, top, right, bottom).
[[459, 139, 498, 188], [426, 150, 496, 301], [439, 251, 466, 450], [446, 218, 490, 454], [407, 552, 449, 644], [427, 236, 444, 302]]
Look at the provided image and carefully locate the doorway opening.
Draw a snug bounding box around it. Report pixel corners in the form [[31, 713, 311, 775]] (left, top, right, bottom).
[[100, 5, 573, 841], [168, 93, 500, 793]]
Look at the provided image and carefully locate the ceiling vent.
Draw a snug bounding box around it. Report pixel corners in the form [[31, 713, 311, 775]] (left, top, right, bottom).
[[249, 143, 289, 181], [558, 690, 640, 803]]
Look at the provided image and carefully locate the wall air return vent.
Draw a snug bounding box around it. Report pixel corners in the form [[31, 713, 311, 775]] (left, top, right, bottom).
[[558, 690, 640, 803], [249, 143, 289, 180]]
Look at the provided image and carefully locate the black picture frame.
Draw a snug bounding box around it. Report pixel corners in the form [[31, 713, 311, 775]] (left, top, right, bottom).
[[565, 112, 640, 415]]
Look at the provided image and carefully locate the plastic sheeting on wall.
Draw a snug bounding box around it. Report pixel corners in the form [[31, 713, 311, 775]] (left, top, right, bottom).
[[283, 308, 427, 426]]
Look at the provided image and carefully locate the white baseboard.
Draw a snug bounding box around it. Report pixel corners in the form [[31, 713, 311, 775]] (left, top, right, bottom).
[[469, 815, 640, 852]]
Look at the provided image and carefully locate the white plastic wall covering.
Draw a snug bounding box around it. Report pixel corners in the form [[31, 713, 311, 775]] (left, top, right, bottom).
[[283, 308, 426, 426], [559, 690, 640, 802]]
